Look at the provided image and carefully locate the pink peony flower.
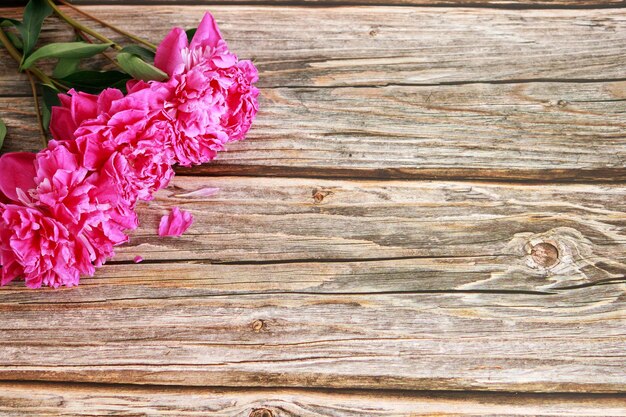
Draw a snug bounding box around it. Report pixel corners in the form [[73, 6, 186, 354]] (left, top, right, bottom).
[[71, 86, 175, 204], [0, 204, 83, 288], [154, 12, 259, 166], [158, 207, 194, 237], [32, 140, 138, 271]]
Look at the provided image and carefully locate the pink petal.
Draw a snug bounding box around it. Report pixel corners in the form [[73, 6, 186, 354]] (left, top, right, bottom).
[[49, 106, 76, 140], [155, 27, 188, 76], [133, 256, 143, 263], [0, 152, 36, 203], [189, 13, 223, 50], [126, 79, 150, 94], [158, 207, 194, 237], [58, 92, 71, 108], [70, 90, 99, 125], [97, 88, 125, 114]]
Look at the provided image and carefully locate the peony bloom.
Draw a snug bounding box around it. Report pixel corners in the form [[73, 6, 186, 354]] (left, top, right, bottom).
[[71, 85, 175, 204], [158, 207, 194, 237], [0, 203, 82, 288], [33, 140, 137, 267], [154, 12, 259, 166]]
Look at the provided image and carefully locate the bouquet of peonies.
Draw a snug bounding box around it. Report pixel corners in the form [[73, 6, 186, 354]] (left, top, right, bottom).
[[0, 1, 258, 288]]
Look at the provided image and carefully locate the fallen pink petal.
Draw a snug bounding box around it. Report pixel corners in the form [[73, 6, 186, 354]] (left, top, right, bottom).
[[158, 207, 194, 237], [133, 256, 143, 264]]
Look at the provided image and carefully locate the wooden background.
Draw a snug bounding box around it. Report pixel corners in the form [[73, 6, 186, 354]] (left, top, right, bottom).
[[0, 0, 625, 415]]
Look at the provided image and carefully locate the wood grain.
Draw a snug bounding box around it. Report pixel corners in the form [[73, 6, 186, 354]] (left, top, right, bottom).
[[2, 6, 625, 180], [1, 6, 626, 91], [1, 383, 625, 417], [0, 263, 623, 391], [1, 0, 625, 401], [7, 0, 626, 6], [3, 81, 626, 180], [0, 176, 624, 391], [115, 176, 626, 284], [62, 0, 626, 7]]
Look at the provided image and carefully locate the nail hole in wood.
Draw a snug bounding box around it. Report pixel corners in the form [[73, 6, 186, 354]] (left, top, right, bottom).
[[531, 242, 559, 268]]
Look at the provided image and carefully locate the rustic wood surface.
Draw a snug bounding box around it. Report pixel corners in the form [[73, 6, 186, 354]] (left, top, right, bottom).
[[4, 82, 626, 180], [1, 383, 626, 417], [1, 178, 626, 392], [3, 6, 626, 180], [61, 0, 626, 6], [0, 0, 625, 414], [2, 7, 626, 89]]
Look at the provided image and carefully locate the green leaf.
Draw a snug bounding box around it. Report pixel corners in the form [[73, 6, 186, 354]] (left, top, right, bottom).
[[21, 42, 112, 70], [121, 45, 155, 62], [59, 70, 131, 94], [0, 17, 21, 28], [52, 58, 80, 78], [41, 84, 60, 131], [116, 52, 167, 82], [0, 118, 6, 150], [18, 0, 52, 58], [186, 28, 197, 43]]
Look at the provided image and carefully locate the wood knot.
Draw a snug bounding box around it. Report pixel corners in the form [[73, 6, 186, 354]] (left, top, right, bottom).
[[249, 409, 273, 417], [251, 319, 265, 332], [530, 242, 559, 268], [312, 189, 331, 204]]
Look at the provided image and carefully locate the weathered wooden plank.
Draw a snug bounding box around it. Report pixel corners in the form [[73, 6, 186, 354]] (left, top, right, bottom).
[[117, 177, 626, 290], [54, 0, 626, 7], [0, 263, 623, 391], [3, 6, 624, 180], [2, 81, 626, 180], [1, 382, 625, 417], [0, 176, 624, 391], [1, 6, 626, 92]]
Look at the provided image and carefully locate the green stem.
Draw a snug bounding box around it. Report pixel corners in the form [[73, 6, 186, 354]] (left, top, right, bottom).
[[59, 0, 157, 51], [45, 0, 122, 51], [26, 71, 48, 147]]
